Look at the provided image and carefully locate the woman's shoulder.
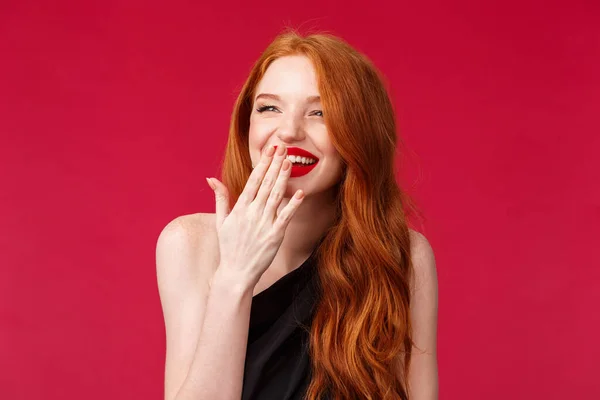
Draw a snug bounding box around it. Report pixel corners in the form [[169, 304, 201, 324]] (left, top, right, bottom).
[[156, 212, 220, 280], [408, 229, 431, 252], [407, 228, 437, 295], [160, 212, 217, 243]]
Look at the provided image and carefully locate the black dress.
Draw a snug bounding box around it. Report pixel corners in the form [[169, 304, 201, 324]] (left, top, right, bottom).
[[241, 247, 321, 400]]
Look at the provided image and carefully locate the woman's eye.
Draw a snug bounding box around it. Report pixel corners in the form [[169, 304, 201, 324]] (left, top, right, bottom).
[[256, 105, 278, 113], [256, 105, 323, 117]]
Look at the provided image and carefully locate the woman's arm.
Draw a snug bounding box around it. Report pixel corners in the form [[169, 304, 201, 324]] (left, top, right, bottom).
[[406, 230, 439, 400], [157, 216, 254, 400], [174, 268, 253, 400]]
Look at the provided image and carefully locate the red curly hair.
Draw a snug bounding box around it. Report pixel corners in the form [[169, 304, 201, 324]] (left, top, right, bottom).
[[219, 28, 421, 400]]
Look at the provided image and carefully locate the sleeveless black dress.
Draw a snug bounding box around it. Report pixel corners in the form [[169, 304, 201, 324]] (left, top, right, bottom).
[[241, 247, 321, 400]]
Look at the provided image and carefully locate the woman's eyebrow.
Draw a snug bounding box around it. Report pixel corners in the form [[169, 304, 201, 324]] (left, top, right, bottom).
[[254, 93, 321, 103], [255, 93, 279, 102]]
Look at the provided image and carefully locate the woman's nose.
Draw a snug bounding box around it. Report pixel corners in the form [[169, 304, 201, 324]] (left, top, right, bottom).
[[276, 115, 305, 141]]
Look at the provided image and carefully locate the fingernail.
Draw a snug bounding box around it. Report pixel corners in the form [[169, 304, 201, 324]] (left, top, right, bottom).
[[205, 177, 216, 190], [267, 145, 275, 156], [294, 190, 304, 199]]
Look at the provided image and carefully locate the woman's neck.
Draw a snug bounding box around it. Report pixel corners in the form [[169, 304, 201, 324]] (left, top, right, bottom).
[[270, 189, 337, 273]]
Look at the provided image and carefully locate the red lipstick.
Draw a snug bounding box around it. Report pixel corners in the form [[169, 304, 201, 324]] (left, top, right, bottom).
[[273, 146, 319, 178]]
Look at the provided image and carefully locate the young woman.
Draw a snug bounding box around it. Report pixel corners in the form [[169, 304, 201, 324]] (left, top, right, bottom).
[[157, 30, 438, 400]]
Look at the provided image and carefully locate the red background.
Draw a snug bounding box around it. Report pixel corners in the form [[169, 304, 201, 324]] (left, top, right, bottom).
[[1, 0, 598, 398]]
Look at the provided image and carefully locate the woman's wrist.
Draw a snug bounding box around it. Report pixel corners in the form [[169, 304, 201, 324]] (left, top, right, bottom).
[[210, 265, 256, 297]]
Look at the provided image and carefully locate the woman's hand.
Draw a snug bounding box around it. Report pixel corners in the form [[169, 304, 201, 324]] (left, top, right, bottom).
[[205, 144, 304, 289]]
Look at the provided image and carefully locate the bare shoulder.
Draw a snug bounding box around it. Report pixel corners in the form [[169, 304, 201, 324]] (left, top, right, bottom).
[[157, 212, 215, 249], [408, 229, 437, 292], [156, 212, 219, 283]]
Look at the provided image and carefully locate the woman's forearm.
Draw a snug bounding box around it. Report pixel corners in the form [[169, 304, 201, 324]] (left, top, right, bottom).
[[174, 267, 254, 400]]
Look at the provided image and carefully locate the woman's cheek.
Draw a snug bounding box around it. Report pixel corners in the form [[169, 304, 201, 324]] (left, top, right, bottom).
[[248, 130, 269, 166]]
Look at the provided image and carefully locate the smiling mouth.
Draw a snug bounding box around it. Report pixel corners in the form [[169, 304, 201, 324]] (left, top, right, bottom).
[[285, 155, 319, 167], [271, 145, 319, 165]]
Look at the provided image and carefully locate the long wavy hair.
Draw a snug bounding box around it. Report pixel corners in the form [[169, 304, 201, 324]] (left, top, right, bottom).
[[220, 28, 421, 400]]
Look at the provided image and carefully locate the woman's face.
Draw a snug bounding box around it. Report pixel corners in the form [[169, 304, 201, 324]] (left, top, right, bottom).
[[248, 55, 343, 200]]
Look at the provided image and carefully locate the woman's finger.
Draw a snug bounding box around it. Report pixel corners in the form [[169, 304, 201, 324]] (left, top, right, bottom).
[[273, 189, 305, 232], [254, 145, 287, 209], [207, 177, 230, 230], [236, 145, 276, 208], [263, 158, 292, 219]]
